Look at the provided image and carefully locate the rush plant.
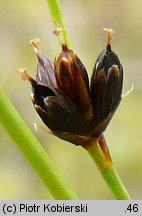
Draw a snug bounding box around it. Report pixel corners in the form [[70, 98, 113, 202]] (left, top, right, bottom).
[[0, 0, 131, 200]]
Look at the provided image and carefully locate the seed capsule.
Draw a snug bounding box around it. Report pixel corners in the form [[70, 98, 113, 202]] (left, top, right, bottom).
[[90, 29, 123, 137], [55, 44, 91, 114]]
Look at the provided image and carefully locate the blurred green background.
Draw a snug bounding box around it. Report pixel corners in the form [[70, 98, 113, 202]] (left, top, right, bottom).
[[0, 0, 142, 199]]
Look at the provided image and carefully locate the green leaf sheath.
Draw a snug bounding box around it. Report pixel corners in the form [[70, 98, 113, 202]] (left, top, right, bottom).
[[0, 90, 78, 200], [88, 140, 131, 200]]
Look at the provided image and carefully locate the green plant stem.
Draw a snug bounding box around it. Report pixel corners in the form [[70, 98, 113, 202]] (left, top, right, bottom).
[[47, 0, 71, 48], [87, 140, 131, 200], [0, 90, 78, 200]]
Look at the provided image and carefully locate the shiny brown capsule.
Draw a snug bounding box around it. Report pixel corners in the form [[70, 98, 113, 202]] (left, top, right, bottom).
[[90, 29, 123, 137]]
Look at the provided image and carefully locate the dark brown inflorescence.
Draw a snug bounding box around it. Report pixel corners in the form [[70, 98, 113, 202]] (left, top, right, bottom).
[[19, 30, 123, 147]]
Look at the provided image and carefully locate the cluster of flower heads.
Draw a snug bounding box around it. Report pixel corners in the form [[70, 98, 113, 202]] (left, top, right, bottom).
[[19, 29, 123, 147]]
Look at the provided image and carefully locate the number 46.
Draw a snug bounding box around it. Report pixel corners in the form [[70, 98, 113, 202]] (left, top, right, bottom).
[[127, 204, 138, 212]]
